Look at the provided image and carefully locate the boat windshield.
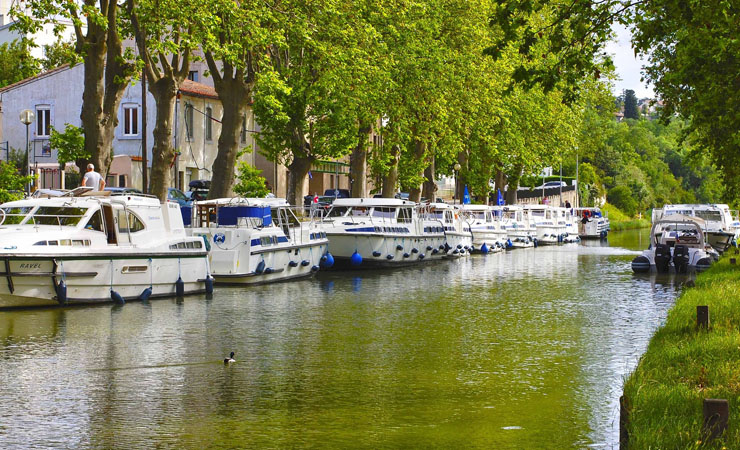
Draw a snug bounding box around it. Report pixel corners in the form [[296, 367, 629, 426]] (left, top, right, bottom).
[[349, 207, 370, 217], [694, 210, 723, 222], [0, 206, 33, 225], [30, 207, 88, 226], [372, 207, 397, 219]]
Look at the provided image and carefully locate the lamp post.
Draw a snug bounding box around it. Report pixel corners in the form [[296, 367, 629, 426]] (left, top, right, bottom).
[[453, 163, 461, 204], [19, 109, 35, 195]]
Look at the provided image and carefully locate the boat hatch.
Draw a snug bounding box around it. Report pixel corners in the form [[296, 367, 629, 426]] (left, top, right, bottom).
[[217, 206, 271, 227]]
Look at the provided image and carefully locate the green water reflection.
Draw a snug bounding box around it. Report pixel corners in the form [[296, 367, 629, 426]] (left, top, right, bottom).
[[0, 228, 679, 448]]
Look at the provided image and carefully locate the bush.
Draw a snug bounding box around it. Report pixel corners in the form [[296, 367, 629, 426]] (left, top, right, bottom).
[[607, 185, 638, 217], [0, 161, 33, 203], [233, 162, 269, 198]]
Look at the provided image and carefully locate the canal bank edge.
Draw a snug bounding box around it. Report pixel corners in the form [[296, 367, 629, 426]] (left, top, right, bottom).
[[622, 254, 740, 448]]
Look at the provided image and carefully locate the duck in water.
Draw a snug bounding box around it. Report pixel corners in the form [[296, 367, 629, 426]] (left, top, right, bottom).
[[224, 351, 235, 365]]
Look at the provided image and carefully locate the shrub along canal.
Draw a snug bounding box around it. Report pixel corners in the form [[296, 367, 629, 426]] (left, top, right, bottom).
[[0, 229, 687, 448]]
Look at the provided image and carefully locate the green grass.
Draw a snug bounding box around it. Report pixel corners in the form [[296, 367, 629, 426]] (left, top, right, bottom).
[[602, 202, 651, 231], [623, 256, 740, 449]]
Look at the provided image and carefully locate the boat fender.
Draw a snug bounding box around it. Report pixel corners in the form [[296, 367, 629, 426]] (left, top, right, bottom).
[[411, 248, 419, 254], [480, 244, 489, 254], [403, 252, 410, 258], [372, 251, 381, 257], [55, 280, 67, 305], [205, 276, 214, 294], [419, 254, 425, 260], [533, 238, 538, 248], [175, 277, 185, 297], [506, 239, 513, 248], [386, 254, 394, 260], [289, 260, 299, 268], [457, 244, 462, 249], [264, 268, 274, 274], [311, 265, 320, 272], [255, 260, 266, 274], [396, 244, 404, 251], [426, 246, 433, 251], [301, 260, 310, 267], [350, 251, 363, 266], [111, 289, 125, 305], [138, 286, 153, 302], [432, 249, 439, 255], [320, 252, 335, 268], [444, 243, 451, 252], [696, 257, 712, 271]]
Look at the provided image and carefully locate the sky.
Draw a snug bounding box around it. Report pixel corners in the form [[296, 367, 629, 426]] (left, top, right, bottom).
[[604, 23, 655, 99]]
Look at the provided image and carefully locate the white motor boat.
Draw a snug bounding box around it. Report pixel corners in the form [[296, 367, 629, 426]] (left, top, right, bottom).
[[497, 206, 535, 248], [0, 190, 211, 308], [188, 198, 328, 284], [575, 207, 610, 239], [632, 214, 716, 273], [456, 204, 506, 253], [418, 203, 473, 257], [654, 204, 738, 253], [523, 205, 568, 245], [316, 198, 443, 267]]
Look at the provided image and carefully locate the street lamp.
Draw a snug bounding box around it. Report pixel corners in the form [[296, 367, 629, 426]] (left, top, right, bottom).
[[453, 163, 461, 204], [19, 109, 35, 194]]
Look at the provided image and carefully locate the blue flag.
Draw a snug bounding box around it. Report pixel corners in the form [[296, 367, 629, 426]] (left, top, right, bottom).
[[497, 188, 505, 205], [463, 185, 471, 204]]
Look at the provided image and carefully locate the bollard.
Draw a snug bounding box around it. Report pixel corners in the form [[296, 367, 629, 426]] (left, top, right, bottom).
[[731, 258, 737, 265], [620, 395, 629, 450], [697, 305, 710, 329], [703, 399, 729, 441]]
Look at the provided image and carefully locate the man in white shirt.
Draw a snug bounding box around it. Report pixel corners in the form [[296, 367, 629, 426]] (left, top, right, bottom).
[[81, 163, 105, 191]]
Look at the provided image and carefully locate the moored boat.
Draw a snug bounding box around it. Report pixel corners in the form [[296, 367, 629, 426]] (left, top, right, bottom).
[[523, 205, 567, 245], [316, 198, 440, 268], [631, 214, 716, 273], [654, 204, 737, 253], [575, 207, 610, 239], [497, 205, 535, 248], [418, 203, 473, 257], [456, 204, 506, 253], [0, 190, 211, 308], [188, 198, 328, 284]]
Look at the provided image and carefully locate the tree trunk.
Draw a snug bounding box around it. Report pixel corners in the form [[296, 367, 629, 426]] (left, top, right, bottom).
[[456, 152, 468, 202], [494, 169, 507, 194], [422, 156, 436, 201], [504, 165, 522, 205], [408, 139, 426, 202], [78, 16, 130, 178], [381, 144, 400, 197], [208, 79, 250, 199], [148, 79, 178, 201], [287, 153, 313, 207], [350, 123, 372, 198]]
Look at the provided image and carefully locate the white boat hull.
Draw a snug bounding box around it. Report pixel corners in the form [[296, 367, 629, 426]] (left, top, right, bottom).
[[0, 252, 208, 308]]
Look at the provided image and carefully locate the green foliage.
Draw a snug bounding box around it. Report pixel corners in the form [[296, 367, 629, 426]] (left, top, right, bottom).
[[632, 0, 740, 194], [50, 124, 88, 166], [607, 185, 637, 217], [0, 161, 33, 203], [232, 162, 269, 198], [622, 89, 638, 120], [41, 39, 81, 71], [0, 39, 40, 88]]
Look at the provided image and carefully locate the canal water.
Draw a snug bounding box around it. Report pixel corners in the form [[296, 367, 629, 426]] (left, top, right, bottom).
[[0, 229, 686, 449]]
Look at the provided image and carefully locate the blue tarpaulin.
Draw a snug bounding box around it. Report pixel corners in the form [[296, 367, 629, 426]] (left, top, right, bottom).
[[217, 206, 272, 226]]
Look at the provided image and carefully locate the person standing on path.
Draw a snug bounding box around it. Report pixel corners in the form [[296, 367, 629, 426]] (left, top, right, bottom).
[[81, 164, 106, 191]]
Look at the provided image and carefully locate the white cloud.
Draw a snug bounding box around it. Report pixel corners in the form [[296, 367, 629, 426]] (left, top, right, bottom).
[[604, 23, 655, 98]]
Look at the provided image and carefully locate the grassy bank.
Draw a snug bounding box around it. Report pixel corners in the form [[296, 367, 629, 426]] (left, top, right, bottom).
[[623, 256, 740, 448], [602, 202, 651, 231]]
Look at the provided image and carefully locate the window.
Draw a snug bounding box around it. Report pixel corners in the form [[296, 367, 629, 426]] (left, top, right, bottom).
[[118, 174, 127, 187], [31, 207, 88, 226], [185, 104, 194, 139], [205, 106, 213, 141], [240, 114, 247, 143], [188, 70, 199, 82], [36, 106, 51, 137], [123, 105, 139, 136], [84, 209, 104, 232]]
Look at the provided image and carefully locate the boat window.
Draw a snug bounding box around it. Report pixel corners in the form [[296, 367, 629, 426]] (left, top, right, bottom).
[[31, 207, 88, 226], [399, 208, 413, 223], [350, 207, 370, 217], [83, 209, 105, 232], [427, 210, 444, 219], [444, 211, 453, 222], [0, 206, 32, 225], [372, 207, 396, 219], [326, 206, 349, 217], [531, 210, 545, 218], [695, 211, 722, 222], [117, 210, 145, 234]]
